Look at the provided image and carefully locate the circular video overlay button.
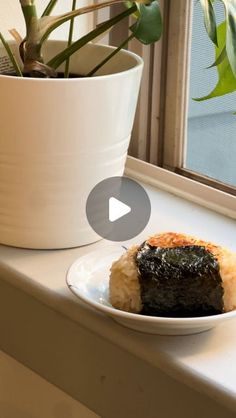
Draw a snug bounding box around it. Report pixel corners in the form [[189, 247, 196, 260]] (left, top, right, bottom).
[[86, 176, 151, 242]]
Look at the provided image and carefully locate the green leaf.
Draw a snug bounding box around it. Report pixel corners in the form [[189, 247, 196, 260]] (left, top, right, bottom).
[[195, 21, 236, 100], [200, 0, 218, 46], [220, 0, 236, 77], [41, 0, 58, 17], [130, 0, 162, 44], [207, 45, 226, 68], [64, 0, 77, 78], [47, 5, 136, 69], [87, 32, 134, 76], [39, 0, 139, 44], [125, 1, 139, 18]]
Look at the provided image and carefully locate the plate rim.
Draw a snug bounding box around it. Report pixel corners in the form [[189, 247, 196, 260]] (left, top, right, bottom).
[[66, 245, 236, 327]]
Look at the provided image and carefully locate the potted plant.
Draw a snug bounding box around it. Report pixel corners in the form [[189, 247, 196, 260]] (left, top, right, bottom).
[[0, 0, 234, 250], [0, 0, 162, 249]]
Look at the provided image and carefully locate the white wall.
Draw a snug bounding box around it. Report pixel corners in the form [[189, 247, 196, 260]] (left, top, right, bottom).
[[0, 1, 93, 40]]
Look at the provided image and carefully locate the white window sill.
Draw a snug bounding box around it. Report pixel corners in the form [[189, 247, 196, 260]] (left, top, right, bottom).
[[0, 157, 236, 417]]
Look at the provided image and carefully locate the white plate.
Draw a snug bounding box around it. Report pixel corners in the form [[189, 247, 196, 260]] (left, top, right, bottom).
[[66, 246, 236, 335]]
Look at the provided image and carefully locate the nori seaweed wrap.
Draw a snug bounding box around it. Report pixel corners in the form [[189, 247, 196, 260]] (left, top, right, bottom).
[[109, 232, 236, 317], [136, 242, 224, 317]]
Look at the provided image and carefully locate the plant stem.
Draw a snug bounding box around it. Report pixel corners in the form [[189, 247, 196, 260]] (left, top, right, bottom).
[[65, 0, 77, 78], [86, 32, 135, 76], [47, 5, 136, 69], [20, 0, 46, 73], [20, 2, 38, 39], [40, 0, 137, 43], [41, 0, 58, 17], [0, 32, 23, 76]]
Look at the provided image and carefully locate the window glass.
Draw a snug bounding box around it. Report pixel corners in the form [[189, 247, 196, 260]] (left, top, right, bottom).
[[185, 0, 236, 187]]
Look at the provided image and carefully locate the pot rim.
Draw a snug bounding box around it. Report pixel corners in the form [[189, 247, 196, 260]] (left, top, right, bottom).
[[0, 41, 143, 82]]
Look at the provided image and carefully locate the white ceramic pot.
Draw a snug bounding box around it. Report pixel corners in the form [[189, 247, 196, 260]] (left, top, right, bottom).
[[0, 41, 143, 249]]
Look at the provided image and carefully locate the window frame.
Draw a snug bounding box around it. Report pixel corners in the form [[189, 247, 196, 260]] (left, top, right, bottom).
[[161, 0, 192, 169], [159, 0, 236, 196], [105, 0, 236, 213], [125, 156, 236, 219]]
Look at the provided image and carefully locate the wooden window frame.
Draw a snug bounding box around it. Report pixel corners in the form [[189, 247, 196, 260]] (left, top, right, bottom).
[[161, 0, 192, 169], [160, 0, 236, 196], [126, 0, 236, 217], [98, 0, 236, 213]]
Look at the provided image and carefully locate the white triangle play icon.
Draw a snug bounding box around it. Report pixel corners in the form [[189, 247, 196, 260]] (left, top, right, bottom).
[[109, 197, 131, 222]]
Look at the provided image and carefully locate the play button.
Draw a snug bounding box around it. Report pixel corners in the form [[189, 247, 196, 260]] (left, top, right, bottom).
[[86, 176, 151, 241], [109, 197, 131, 222]]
